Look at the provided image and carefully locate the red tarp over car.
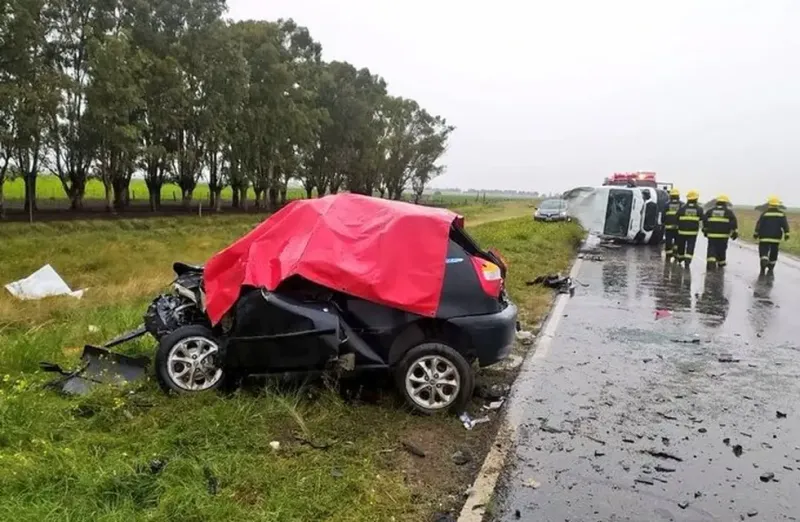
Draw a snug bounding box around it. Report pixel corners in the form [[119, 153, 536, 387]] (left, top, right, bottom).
[[203, 194, 464, 325]]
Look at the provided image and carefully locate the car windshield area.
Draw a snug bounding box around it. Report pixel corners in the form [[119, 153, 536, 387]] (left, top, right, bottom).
[[604, 189, 633, 236], [539, 199, 566, 211]]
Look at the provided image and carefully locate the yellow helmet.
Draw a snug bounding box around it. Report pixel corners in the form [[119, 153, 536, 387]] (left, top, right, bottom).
[[669, 188, 680, 197], [767, 195, 781, 206], [717, 194, 730, 204], [686, 190, 699, 201]]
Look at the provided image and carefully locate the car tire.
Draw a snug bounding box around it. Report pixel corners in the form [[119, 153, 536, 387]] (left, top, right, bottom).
[[155, 325, 226, 394], [394, 342, 475, 415]]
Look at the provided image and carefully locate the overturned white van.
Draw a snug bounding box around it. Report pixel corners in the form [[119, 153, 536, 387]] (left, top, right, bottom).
[[562, 186, 664, 245]]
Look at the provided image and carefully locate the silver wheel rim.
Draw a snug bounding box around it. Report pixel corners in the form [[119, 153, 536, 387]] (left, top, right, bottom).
[[405, 355, 461, 410], [167, 336, 223, 391]]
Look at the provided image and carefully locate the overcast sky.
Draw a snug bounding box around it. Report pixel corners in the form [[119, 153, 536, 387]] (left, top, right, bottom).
[[227, 0, 800, 206]]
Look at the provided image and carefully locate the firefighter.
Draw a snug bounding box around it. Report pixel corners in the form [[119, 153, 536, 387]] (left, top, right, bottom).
[[754, 195, 790, 275], [663, 188, 682, 261], [702, 194, 738, 269], [675, 189, 704, 268]]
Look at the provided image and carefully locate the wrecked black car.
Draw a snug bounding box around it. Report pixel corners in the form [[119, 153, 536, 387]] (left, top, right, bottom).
[[66, 195, 519, 415]]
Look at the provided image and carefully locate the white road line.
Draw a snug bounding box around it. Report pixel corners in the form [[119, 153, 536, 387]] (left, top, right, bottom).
[[457, 254, 584, 522]]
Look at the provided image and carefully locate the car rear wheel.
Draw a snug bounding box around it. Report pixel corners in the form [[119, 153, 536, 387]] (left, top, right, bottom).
[[394, 342, 474, 415], [155, 325, 225, 394]]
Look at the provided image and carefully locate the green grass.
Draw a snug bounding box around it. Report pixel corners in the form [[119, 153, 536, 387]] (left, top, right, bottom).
[[733, 207, 800, 257], [3, 175, 526, 207], [0, 206, 582, 521]]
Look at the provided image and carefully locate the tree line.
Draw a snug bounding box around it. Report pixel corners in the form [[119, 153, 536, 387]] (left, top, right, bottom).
[[0, 0, 454, 217]]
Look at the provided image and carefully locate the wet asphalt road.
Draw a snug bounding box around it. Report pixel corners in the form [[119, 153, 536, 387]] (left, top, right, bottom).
[[491, 237, 800, 521]]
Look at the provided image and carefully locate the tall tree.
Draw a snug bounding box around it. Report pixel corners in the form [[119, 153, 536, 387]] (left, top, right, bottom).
[[84, 31, 143, 211], [410, 110, 454, 203], [199, 21, 248, 211], [46, 0, 114, 210], [6, 0, 60, 213]]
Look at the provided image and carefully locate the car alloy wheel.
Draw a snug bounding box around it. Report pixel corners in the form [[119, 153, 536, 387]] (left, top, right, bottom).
[[166, 336, 223, 391], [404, 354, 461, 411]]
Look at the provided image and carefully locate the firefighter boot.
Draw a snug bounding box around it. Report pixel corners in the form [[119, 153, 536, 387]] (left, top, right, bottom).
[[759, 258, 767, 276]]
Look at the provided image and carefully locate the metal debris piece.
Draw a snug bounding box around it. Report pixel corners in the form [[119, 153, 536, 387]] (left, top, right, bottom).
[[777, 411, 788, 419], [718, 354, 741, 363], [523, 478, 541, 489], [401, 441, 425, 457], [759, 472, 774, 483], [40, 345, 149, 395], [733, 444, 743, 457], [678, 501, 689, 509], [642, 449, 683, 462]]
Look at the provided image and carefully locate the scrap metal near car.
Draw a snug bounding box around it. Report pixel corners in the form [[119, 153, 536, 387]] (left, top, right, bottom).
[[42, 194, 519, 415]]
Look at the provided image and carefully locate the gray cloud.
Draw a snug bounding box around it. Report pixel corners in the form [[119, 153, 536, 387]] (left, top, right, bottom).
[[228, 0, 800, 205]]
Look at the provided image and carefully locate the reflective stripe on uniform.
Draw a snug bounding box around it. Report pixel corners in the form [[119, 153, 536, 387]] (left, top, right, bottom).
[[707, 233, 730, 239], [678, 230, 698, 236], [665, 225, 678, 230], [707, 216, 730, 223], [760, 256, 770, 261], [679, 216, 700, 221], [666, 210, 677, 215], [719, 260, 727, 266], [759, 238, 781, 244], [763, 212, 785, 217], [707, 257, 717, 262]]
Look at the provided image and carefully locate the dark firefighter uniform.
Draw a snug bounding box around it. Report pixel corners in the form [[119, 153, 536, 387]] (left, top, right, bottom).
[[663, 189, 682, 261], [754, 196, 790, 274], [702, 195, 738, 269], [675, 190, 705, 267]]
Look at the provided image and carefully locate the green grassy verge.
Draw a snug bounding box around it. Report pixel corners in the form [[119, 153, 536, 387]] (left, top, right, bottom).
[[733, 207, 800, 257], [0, 210, 582, 522]]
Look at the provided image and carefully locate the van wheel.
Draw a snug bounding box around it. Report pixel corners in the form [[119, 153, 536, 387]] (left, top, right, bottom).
[[155, 325, 225, 394], [394, 343, 474, 415]]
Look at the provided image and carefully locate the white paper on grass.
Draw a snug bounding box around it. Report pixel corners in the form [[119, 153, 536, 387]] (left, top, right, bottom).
[[4, 264, 87, 300]]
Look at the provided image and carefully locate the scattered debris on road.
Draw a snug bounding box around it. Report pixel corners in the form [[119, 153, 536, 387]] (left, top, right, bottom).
[[655, 309, 672, 320], [635, 476, 655, 485], [678, 501, 690, 509], [718, 353, 741, 363], [777, 410, 788, 419], [747, 509, 759, 517], [523, 478, 541, 489], [526, 273, 575, 295], [577, 253, 604, 262], [641, 449, 683, 462], [733, 444, 744, 457], [759, 472, 775, 483]]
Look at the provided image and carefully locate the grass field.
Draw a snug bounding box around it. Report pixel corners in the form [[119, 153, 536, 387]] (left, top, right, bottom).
[[3, 175, 519, 209], [733, 207, 800, 257], [0, 200, 583, 521]]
